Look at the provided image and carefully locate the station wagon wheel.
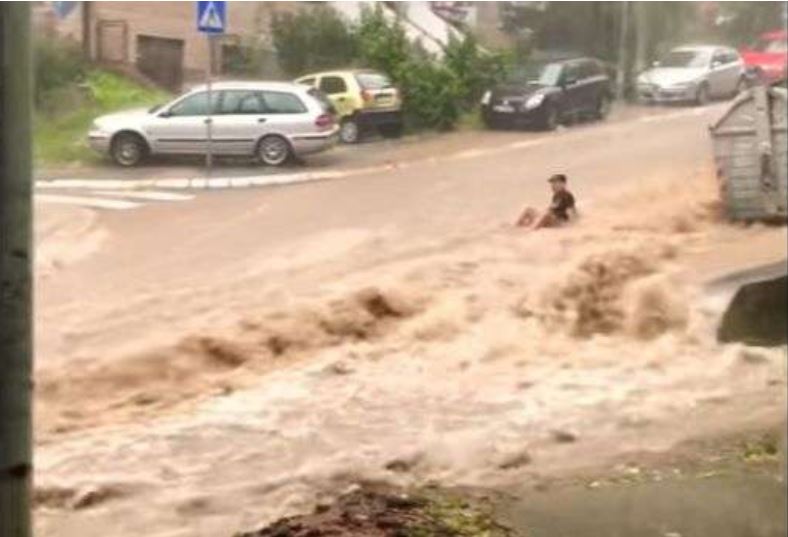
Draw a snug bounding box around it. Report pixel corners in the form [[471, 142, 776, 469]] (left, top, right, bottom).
[[339, 118, 360, 144], [257, 135, 292, 166], [111, 132, 147, 167]]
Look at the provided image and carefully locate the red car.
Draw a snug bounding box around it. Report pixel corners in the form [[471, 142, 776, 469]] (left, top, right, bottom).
[[740, 30, 788, 84]]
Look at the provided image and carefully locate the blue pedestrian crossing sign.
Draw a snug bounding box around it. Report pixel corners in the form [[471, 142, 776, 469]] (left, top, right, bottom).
[[197, 1, 226, 34]]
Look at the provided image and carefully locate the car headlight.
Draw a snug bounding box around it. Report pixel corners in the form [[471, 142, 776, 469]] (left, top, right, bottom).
[[480, 90, 492, 106], [525, 93, 545, 110]]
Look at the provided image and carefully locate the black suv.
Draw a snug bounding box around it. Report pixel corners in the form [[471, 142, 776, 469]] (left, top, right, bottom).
[[481, 57, 613, 130]]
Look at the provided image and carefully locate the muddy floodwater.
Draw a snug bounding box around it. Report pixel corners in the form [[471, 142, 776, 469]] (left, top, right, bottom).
[[499, 473, 787, 537]]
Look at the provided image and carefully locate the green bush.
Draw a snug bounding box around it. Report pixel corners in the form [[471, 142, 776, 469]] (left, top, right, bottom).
[[272, 4, 507, 131], [271, 5, 357, 77], [443, 33, 508, 108], [399, 59, 462, 130], [356, 5, 411, 81], [34, 38, 86, 106]]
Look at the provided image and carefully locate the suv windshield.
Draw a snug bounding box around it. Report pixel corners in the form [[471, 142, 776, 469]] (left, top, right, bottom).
[[659, 50, 710, 68], [356, 72, 392, 89], [506, 62, 564, 86]]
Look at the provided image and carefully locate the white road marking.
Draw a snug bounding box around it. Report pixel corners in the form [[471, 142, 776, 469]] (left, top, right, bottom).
[[35, 193, 141, 210], [88, 190, 195, 201]]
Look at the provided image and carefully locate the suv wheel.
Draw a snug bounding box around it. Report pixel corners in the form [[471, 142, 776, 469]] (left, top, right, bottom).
[[111, 133, 147, 167], [595, 95, 611, 120], [339, 118, 360, 144], [257, 135, 292, 166], [542, 105, 558, 131]]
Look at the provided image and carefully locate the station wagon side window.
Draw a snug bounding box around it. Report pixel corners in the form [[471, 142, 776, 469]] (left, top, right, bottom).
[[261, 91, 307, 114], [319, 76, 348, 95], [219, 90, 265, 114], [168, 92, 219, 116]]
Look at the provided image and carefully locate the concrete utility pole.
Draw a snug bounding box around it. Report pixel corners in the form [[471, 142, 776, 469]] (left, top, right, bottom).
[[81, 1, 92, 60], [0, 3, 33, 537], [616, 0, 630, 100]]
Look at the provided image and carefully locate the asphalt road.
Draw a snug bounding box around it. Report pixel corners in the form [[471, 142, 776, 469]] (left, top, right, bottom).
[[36, 102, 727, 365]]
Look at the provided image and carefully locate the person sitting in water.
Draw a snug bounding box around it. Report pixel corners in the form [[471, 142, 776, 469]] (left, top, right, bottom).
[[516, 173, 577, 229]]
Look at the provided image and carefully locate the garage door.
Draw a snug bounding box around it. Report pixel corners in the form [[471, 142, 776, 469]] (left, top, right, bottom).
[[136, 35, 184, 92]]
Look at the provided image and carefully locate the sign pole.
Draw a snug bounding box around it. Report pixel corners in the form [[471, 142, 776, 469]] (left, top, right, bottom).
[[197, 1, 225, 180], [205, 33, 213, 179]]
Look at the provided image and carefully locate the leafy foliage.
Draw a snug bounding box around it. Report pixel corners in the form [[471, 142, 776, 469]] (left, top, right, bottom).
[[271, 5, 357, 77], [443, 33, 508, 108], [34, 38, 86, 106], [355, 4, 411, 81], [276, 3, 505, 131]]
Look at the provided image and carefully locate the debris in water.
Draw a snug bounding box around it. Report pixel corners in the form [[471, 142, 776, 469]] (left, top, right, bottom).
[[236, 486, 511, 537]]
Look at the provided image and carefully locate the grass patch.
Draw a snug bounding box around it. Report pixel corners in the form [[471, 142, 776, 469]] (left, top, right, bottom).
[[35, 70, 170, 166], [456, 109, 485, 131]]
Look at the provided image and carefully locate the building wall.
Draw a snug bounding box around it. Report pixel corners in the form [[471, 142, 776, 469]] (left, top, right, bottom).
[[49, 1, 300, 88], [474, 3, 513, 49]]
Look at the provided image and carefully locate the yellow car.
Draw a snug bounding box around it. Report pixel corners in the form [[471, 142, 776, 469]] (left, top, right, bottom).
[[295, 69, 403, 143]]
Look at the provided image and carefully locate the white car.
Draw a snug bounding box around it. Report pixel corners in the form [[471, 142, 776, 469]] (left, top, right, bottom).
[[637, 45, 747, 105], [89, 81, 339, 167]]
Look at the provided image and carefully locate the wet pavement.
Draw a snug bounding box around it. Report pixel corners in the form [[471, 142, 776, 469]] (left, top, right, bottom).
[[499, 472, 786, 537]]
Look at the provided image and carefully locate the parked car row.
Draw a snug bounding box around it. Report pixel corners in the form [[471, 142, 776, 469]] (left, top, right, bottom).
[[89, 68, 404, 167], [89, 34, 785, 166]]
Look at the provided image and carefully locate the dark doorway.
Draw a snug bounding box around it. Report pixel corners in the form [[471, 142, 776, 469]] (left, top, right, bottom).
[[136, 35, 184, 91]]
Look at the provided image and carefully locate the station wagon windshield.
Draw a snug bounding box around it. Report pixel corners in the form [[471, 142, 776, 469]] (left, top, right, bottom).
[[659, 50, 710, 68]]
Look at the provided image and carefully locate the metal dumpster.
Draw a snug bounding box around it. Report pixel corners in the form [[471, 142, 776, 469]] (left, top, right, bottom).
[[710, 85, 787, 221]]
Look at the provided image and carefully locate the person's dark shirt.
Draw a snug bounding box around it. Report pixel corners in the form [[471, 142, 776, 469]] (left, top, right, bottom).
[[550, 190, 575, 221]]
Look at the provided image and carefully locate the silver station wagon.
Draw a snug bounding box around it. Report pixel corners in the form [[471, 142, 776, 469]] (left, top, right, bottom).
[[89, 81, 339, 167]]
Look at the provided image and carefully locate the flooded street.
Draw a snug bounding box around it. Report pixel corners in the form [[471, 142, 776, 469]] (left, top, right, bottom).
[[33, 113, 787, 534]]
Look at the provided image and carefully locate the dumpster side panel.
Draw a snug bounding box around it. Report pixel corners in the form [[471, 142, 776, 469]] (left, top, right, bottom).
[[712, 87, 788, 221]]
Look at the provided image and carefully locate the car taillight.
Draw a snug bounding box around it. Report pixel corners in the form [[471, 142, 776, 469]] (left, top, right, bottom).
[[315, 113, 334, 129]]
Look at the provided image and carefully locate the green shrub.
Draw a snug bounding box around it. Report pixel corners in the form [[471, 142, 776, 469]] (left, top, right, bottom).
[[271, 5, 357, 77], [443, 33, 508, 108], [34, 38, 86, 106], [399, 59, 462, 130], [356, 5, 411, 82], [273, 4, 507, 131]]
